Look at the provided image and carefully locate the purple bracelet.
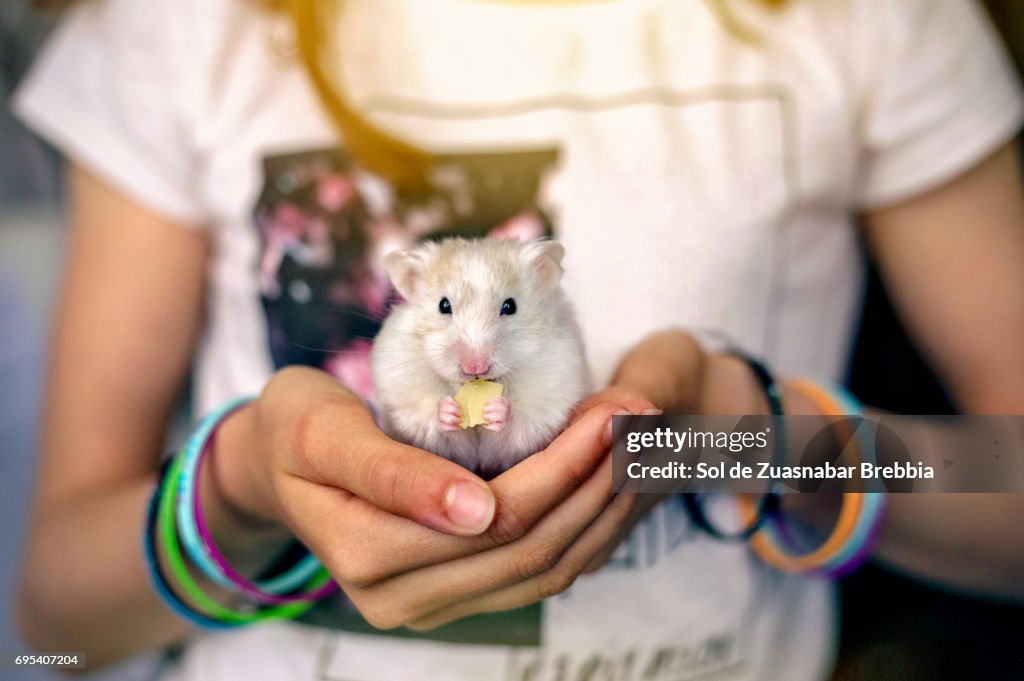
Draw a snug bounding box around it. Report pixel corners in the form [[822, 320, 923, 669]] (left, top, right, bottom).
[[818, 493, 888, 578], [765, 492, 888, 579], [192, 423, 337, 604]]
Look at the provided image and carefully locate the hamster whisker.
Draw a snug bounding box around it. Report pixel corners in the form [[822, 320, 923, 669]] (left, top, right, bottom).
[[283, 340, 379, 356], [283, 340, 425, 361], [295, 304, 391, 324]]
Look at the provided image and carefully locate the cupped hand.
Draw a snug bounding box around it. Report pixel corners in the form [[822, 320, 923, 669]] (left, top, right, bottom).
[[216, 366, 644, 630]]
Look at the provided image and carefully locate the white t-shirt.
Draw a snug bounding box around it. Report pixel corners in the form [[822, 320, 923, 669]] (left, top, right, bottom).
[[14, 0, 1023, 679]]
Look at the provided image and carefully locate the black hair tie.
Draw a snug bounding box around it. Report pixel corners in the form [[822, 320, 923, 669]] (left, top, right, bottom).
[[681, 350, 785, 542]]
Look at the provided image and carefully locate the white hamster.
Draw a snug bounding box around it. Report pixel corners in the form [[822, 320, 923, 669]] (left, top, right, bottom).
[[371, 237, 592, 477]]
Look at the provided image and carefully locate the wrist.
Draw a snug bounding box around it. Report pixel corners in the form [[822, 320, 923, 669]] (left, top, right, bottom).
[[697, 353, 771, 415], [146, 408, 335, 627], [612, 329, 706, 412], [204, 403, 287, 535], [777, 381, 825, 416]]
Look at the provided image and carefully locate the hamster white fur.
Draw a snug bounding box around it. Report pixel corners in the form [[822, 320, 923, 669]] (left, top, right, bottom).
[[371, 237, 592, 477]]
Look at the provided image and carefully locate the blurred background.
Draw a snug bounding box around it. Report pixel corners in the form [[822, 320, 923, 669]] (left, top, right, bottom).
[[1, 2, 1023, 680], [1, 4, 157, 679]]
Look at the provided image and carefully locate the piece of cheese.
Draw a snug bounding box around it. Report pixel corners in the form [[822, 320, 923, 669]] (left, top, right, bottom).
[[454, 379, 504, 429]]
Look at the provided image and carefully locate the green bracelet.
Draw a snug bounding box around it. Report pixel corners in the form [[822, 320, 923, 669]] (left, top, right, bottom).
[[157, 454, 331, 624]]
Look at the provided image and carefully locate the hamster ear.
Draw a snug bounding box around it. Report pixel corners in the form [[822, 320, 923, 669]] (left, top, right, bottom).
[[524, 239, 565, 288], [383, 247, 427, 299]]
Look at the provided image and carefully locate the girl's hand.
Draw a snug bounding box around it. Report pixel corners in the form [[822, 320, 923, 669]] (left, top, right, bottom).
[[598, 328, 769, 417], [209, 365, 639, 630], [559, 332, 701, 576], [566, 329, 774, 573]]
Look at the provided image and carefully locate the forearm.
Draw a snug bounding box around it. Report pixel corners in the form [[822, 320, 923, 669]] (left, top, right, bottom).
[[18, 439, 293, 667], [19, 475, 187, 666], [780, 380, 1024, 598], [872, 494, 1024, 599], [779, 381, 1024, 598], [782, 406, 1024, 598], [614, 328, 1024, 598]]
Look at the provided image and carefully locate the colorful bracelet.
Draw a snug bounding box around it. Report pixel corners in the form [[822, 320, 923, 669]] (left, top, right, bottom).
[[143, 458, 241, 630], [740, 379, 887, 576], [681, 350, 785, 541], [174, 396, 329, 603], [740, 485, 865, 573], [743, 378, 861, 572], [819, 490, 887, 578], [824, 382, 883, 490], [189, 416, 336, 604], [145, 454, 331, 628], [158, 453, 331, 625], [790, 380, 886, 577]]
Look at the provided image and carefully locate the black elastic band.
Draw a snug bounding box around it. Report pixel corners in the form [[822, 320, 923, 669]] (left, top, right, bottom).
[[681, 349, 785, 542]]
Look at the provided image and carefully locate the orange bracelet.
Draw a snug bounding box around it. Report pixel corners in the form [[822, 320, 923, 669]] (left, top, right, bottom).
[[740, 378, 864, 572]]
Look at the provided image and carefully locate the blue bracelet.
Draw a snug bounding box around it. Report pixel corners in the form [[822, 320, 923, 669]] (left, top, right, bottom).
[[827, 385, 883, 490], [819, 491, 887, 577], [174, 396, 323, 595], [826, 385, 887, 574], [818, 384, 887, 573], [143, 458, 241, 630]]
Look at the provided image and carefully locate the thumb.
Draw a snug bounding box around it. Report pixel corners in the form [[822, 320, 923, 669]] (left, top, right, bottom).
[[294, 400, 495, 536]]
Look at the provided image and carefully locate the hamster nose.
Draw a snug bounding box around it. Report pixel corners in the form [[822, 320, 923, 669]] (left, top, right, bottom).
[[459, 355, 491, 377]]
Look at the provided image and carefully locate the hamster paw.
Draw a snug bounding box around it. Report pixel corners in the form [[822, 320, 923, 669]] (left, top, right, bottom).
[[482, 396, 511, 432], [438, 396, 463, 432]]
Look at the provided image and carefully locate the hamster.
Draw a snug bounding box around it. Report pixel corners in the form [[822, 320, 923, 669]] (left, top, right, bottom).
[[370, 237, 592, 477]]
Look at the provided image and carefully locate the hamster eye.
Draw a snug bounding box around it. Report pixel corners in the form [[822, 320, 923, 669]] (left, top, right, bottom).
[[439, 297, 452, 315], [500, 298, 517, 316]]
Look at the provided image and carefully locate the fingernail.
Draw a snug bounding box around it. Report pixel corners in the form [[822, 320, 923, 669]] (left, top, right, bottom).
[[444, 481, 495, 533], [604, 410, 630, 447], [641, 408, 663, 416]]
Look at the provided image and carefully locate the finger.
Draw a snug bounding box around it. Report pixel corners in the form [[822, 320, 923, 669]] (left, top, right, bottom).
[[407, 486, 640, 630], [579, 525, 630, 575], [482, 402, 623, 546], [310, 400, 617, 547], [278, 451, 615, 587], [580, 494, 666, 574], [351, 452, 618, 628], [277, 404, 624, 585], [569, 391, 617, 423], [286, 397, 495, 536], [569, 388, 658, 423], [276, 473, 477, 587]]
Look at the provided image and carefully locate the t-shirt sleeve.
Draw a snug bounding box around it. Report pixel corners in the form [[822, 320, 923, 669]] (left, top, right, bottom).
[[12, 0, 205, 225], [853, 0, 1024, 209]]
